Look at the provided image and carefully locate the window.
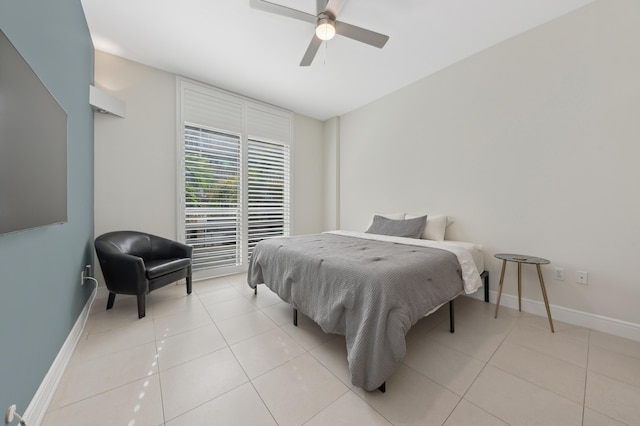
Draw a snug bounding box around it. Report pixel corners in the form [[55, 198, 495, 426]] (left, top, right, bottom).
[[184, 126, 241, 271], [178, 79, 292, 278]]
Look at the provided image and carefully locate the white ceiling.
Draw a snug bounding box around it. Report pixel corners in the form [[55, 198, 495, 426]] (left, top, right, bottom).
[[81, 0, 593, 121]]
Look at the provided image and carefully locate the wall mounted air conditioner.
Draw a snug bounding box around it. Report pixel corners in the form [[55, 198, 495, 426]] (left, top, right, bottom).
[[89, 85, 125, 118]]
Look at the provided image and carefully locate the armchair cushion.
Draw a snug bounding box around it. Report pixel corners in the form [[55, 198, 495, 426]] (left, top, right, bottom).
[[145, 258, 191, 279], [95, 230, 193, 318]]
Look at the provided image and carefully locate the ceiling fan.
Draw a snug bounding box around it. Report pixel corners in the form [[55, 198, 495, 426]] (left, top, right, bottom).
[[249, 0, 389, 66]]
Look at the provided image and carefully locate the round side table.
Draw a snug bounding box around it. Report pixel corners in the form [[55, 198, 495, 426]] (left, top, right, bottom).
[[494, 253, 554, 332]]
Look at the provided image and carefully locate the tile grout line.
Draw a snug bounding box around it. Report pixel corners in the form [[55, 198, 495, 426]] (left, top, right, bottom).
[[581, 333, 637, 426], [151, 280, 174, 426], [46, 301, 163, 421], [480, 317, 602, 421], [222, 283, 288, 425], [248, 287, 336, 426], [249, 286, 357, 425], [446, 312, 527, 425], [506, 320, 591, 363], [402, 303, 515, 425], [153, 278, 219, 424], [158, 278, 253, 424], [582, 328, 591, 425]]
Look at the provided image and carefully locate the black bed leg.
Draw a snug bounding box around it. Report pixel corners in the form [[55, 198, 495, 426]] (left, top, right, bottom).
[[254, 286, 257, 295], [481, 270, 489, 303], [378, 382, 386, 393], [293, 308, 298, 326], [449, 300, 455, 333]]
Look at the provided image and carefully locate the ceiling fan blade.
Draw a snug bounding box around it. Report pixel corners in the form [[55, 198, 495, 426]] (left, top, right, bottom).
[[324, 0, 344, 17], [316, 0, 328, 15], [249, 0, 316, 24], [300, 35, 323, 66], [335, 21, 389, 48]]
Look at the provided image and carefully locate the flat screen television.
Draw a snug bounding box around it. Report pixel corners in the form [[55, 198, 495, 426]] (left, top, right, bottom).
[[0, 28, 68, 235]]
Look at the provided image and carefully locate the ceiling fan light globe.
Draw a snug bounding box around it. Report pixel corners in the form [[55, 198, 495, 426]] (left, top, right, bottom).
[[315, 18, 335, 41]]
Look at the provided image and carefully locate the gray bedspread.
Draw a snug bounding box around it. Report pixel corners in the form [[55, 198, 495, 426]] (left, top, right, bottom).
[[247, 232, 464, 391]]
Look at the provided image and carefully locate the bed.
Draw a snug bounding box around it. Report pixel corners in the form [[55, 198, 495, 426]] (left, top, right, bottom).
[[247, 218, 486, 392]]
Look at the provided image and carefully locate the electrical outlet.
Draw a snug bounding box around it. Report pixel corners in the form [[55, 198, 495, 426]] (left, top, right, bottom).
[[554, 267, 564, 281], [576, 270, 588, 285], [80, 265, 91, 286]]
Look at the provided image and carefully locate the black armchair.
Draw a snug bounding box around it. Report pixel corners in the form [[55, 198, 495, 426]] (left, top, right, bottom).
[[95, 231, 193, 318]]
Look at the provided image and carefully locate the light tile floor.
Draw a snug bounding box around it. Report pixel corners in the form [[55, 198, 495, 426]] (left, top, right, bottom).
[[42, 273, 640, 425]]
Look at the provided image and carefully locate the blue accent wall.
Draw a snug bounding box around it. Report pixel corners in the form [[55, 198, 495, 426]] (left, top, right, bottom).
[[0, 0, 94, 414]]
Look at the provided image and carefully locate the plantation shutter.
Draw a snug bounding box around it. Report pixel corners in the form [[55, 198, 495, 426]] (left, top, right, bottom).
[[247, 139, 290, 257], [246, 103, 292, 258], [183, 88, 242, 134], [183, 126, 241, 271], [178, 80, 292, 278]]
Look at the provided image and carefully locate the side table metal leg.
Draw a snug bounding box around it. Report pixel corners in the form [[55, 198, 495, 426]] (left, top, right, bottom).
[[536, 264, 555, 332], [494, 260, 507, 318], [517, 262, 522, 312]]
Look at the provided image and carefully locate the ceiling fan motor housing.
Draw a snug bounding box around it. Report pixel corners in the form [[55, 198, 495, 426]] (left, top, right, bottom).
[[316, 12, 336, 40]]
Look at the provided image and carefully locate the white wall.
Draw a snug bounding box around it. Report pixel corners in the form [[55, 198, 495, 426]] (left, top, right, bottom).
[[323, 117, 340, 231], [94, 52, 177, 239], [94, 51, 325, 242], [292, 114, 325, 234], [338, 0, 640, 326]]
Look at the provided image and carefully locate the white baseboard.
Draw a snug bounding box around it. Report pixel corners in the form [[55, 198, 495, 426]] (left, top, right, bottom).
[[467, 289, 640, 342], [23, 284, 97, 425]]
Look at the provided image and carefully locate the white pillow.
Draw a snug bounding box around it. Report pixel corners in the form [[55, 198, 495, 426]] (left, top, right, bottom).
[[366, 212, 405, 230], [405, 214, 449, 241]]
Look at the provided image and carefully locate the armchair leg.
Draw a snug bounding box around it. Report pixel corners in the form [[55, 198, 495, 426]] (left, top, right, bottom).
[[106, 292, 116, 310], [186, 275, 192, 295], [137, 294, 146, 319]]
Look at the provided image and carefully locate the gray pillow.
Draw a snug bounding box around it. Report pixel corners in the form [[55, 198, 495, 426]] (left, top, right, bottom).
[[365, 214, 427, 239]]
